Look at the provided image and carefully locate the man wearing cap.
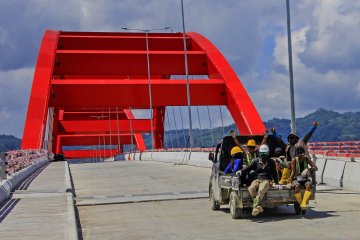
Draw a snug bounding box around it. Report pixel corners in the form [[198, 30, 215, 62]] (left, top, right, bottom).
[[290, 146, 318, 210], [271, 121, 319, 163]]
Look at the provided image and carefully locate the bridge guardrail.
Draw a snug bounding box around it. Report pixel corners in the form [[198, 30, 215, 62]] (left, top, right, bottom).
[[140, 147, 215, 153], [0, 149, 53, 181], [308, 141, 360, 158]]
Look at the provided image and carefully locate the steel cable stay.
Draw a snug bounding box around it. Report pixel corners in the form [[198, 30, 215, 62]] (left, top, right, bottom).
[[102, 109, 106, 158], [171, 106, 180, 148], [95, 143, 97, 162], [165, 107, 174, 149], [108, 107, 112, 157], [129, 106, 134, 157], [207, 106, 215, 147], [181, 0, 194, 149], [159, 107, 167, 149], [173, 75, 187, 148], [116, 107, 121, 155], [196, 106, 204, 148], [219, 105, 225, 137], [98, 135, 101, 160], [178, 106, 187, 148]]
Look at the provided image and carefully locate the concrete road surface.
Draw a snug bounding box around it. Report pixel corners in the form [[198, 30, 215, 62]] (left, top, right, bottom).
[[70, 161, 360, 240]]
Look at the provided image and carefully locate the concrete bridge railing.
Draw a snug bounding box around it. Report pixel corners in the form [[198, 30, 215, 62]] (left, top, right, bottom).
[[126, 150, 360, 192]]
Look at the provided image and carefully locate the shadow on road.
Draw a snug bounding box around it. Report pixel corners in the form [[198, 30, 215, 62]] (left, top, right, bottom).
[[250, 207, 338, 223], [0, 195, 21, 223], [217, 206, 338, 222]]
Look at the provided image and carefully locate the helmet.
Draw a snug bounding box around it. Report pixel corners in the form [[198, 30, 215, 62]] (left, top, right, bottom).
[[259, 144, 270, 153], [287, 133, 299, 141], [231, 146, 243, 156], [259, 144, 269, 158], [296, 146, 305, 155], [246, 139, 256, 147]]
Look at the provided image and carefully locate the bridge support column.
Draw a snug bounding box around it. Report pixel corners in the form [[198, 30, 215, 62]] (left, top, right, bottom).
[[52, 108, 60, 154], [153, 107, 165, 149]]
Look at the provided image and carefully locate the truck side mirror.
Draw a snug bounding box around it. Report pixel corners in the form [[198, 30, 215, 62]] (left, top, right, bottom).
[[208, 152, 215, 162]]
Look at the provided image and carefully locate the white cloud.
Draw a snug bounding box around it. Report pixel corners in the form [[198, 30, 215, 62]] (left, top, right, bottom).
[[0, 68, 34, 137], [0, 0, 359, 138], [300, 0, 360, 72]]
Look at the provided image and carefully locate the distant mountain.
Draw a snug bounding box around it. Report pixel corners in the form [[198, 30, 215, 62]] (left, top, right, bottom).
[[0, 134, 21, 152], [145, 108, 360, 148], [265, 108, 360, 142], [1, 109, 359, 151]]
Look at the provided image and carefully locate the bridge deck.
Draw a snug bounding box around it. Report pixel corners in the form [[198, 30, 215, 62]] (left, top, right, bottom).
[[71, 161, 360, 240], [1, 160, 360, 239]]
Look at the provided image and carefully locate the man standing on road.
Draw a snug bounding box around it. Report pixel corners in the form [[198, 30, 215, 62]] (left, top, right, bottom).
[[247, 144, 279, 216]]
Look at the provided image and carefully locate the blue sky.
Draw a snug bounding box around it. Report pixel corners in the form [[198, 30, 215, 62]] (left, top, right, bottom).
[[0, 0, 360, 137]]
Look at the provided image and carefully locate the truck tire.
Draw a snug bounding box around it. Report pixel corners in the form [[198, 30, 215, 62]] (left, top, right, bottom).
[[294, 203, 306, 215], [210, 188, 220, 210], [229, 191, 243, 219]]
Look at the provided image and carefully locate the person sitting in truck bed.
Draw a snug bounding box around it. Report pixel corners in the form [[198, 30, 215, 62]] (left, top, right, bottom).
[[230, 129, 269, 165], [290, 146, 318, 210], [247, 144, 279, 216], [271, 147, 292, 185], [270, 121, 319, 163], [224, 146, 244, 174]]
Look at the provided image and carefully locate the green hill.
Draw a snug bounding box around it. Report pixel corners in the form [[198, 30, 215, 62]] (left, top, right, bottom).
[[153, 108, 360, 148], [264, 108, 360, 142], [0, 134, 21, 152]]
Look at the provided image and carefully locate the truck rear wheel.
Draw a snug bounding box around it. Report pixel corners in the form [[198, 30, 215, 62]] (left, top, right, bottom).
[[210, 188, 220, 210], [229, 191, 243, 219]]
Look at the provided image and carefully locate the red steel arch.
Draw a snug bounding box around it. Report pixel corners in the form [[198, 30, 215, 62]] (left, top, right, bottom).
[[21, 30, 265, 158]]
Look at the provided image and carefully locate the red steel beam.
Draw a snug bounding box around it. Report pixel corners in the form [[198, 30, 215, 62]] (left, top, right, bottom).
[[53, 50, 208, 76], [22, 30, 59, 149], [153, 107, 165, 149], [188, 32, 265, 135], [58, 35, 193, 51], [59, 119, 151, 133], [123, 109, 146, 151], [63, 149, 115, 159], [23, 30, 265, 152], [62, 111, 129, 120], [59, 134, 134, 146], [50, 79, 226, 108]]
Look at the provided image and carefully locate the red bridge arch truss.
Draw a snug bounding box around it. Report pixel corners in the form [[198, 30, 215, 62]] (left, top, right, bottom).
[[21, 30, 265, 158]]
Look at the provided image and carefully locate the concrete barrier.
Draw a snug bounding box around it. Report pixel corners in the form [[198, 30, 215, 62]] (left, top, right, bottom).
[[127, 151, 212, 168], [322, 160, 346, 187], [187, 152, 212, 168], [314, 157, 327, 184], [0, 180, 12, 203], [343, 161, 360, 192], [0, 159, 49, 205], [124, 152, 360, 192], [148, 152, 188, 164]]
